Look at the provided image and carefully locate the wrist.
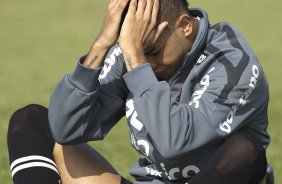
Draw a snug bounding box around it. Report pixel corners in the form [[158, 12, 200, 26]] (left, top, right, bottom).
[[92, 40, 111, 52], [122, 48, 146, 71], [120, 45, 144, 57], [82, 40, 111, 69]]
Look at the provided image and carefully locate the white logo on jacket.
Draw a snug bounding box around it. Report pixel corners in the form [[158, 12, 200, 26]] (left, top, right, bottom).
[[219, 65, 259, 133], [196, 54, 207, 65], [160, 163, 200, 180], [99, 47, 122, 80], [146, 166, 162, 177], [189, 67, 215, 108], [126, 99, 144, 131], [126, 98, 151, 157]]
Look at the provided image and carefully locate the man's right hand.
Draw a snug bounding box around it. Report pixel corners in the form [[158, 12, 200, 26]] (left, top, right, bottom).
[[96, 0, 130, 49], [83, 0, 130, 68]]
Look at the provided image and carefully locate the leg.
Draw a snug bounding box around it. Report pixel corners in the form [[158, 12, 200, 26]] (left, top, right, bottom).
[[7, 104, 60, 184], [53, 143, 124, 184], [189, 131, 267, 184], [7, 104, 132, 184]]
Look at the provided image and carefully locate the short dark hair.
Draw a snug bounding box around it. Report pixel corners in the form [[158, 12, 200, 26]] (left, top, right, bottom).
[[121, 0, 189, 26], [159, 0, 189, 26]]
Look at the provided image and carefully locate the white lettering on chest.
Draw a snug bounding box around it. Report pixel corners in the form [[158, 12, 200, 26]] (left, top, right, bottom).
[[189, 67, 215, 108]]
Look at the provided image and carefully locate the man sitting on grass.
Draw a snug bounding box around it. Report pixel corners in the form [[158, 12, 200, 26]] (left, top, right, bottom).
[[8, 0, 272, 183]]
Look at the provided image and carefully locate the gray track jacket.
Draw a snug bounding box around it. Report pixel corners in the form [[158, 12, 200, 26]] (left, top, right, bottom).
[[49, 9, 270, 183]]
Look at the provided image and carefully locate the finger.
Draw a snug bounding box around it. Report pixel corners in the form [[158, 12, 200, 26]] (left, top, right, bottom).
[[154, 21, 169, 42], [119, 0, 130, 9], [128, 0, 138, 15], [151, 0, 160, 25], [136, 0, 147, 17], [109, 0, 118, 5], [144, 0, 153, 21], [113, 0, 130, 14], [109, 0, 119, 8]]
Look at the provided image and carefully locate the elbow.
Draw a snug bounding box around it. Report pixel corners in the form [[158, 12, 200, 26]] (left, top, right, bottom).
[[48, 117, 103, 145], [51, 128, 88, 145], [51, 131, 75, 145], [49, 123, 81, 145], [53, 137, 69, 145], [48, 117, 85, 145]]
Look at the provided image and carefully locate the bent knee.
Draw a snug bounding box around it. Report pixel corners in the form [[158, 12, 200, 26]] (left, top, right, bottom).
[[8, 104, 48, 134], [18, 104, 48, 115]]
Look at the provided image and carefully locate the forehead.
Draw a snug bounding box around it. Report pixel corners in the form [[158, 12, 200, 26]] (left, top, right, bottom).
[[155, 27, 177, 48]]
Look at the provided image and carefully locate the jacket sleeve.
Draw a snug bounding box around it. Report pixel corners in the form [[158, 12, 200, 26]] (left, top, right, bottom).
[[48, 45, 128, 144], [122, 61, 268, 159]]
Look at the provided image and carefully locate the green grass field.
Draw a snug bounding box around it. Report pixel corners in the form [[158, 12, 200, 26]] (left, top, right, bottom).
[[1, 0, 281, 183]]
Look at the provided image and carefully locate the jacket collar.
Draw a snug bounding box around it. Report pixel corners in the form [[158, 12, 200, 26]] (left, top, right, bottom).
[[181, 8, 209, 68]]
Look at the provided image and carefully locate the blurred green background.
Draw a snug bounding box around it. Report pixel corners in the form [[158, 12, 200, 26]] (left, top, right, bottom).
[[0, 0, 281, 183]]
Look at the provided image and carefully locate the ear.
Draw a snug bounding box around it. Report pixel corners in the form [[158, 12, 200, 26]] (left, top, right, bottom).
[[176, 14, 193, 37]]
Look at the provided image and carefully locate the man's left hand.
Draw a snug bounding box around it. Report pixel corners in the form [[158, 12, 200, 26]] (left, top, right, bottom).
[[119, 0, 168, 71]]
